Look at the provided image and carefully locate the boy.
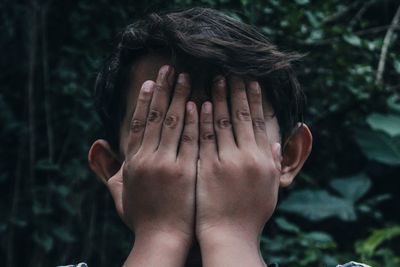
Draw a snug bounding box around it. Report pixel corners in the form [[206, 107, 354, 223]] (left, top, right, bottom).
[[85, 7, 364, 267]]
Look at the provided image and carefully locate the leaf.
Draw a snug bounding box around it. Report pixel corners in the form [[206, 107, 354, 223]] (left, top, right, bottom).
[[330, 173, 371, 202], [387, 95, 400, 113], [343, 34, 362, 46], [304, 231, 334, 244], [33, 232, 54, 252], [52, 226, 76, 243], [35, 159, 60, 172], [305, 11, 320, 28], [32, 201, 53, 215], [275, 217, 300, 233], [0, 223, 7, 233], [279, 190, 357, 221], [356, 226, 400, 257], [9, 217, 28, 227], [354, 129, 400, 165], [394, 59, 400, 73], [295, 0, 309, 5], [366, 113, 400, 137]]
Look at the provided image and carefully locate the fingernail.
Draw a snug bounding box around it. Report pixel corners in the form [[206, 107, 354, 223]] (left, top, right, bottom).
[[159, 65, 174, 84], [187, 101, 194, 112], [249, 81, 260, 93], [159, 65, 170, 77], [142, 81, 153, 92], [178, 73, 188, 84], [213, 75, 225, 86], [203, 102, 211, 113]]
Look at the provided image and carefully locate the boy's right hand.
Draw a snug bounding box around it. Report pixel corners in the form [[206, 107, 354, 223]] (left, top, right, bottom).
[[120, 66, 199, 264]]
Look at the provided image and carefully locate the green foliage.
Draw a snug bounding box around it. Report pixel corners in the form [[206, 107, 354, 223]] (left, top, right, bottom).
[[366, 113, 400, 137], [354, 129, 400, 165], [356, 226, 400, 258], [1, 0, 399, 266], [262, 217, 338, 266], [279, 173, 375, 222], [356, 226, 400, 266], [280, 189, 358, 221]]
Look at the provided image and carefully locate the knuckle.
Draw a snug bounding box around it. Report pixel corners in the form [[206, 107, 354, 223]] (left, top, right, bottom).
[[249, 94, 262, 104], [219, 158, 237, 173], [252, 118, 266, 131], [174, 167, 186, 179], [201, 131, 215, 142], [230, 77, 245, 90], [213, 84, 226, 102], [147, 109, 163, 123], [216, 117, 231, 129], [154, 84, 167, 94], [185, 115, 196, 125], [202, 116, 213, 124], [236, 109, 251, 121], [130, 119, 145, 133], [138, 92, 151, 103], [164, 114, 179, 129], [175, 82, 189, 96], [158, 162, 185, 179], [181, 133, 194, 143]]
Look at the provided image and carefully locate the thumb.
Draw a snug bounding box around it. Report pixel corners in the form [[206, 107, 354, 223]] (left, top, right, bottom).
[[106, 166, 127, 225], [271, 142, 282, 172]]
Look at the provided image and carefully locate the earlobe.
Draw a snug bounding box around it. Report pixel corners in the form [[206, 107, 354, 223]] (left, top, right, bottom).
[[88, 139, 121, 184], [279, 123, 312, 187]]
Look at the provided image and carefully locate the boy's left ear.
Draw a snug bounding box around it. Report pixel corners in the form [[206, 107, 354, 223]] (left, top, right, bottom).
[[279, 123, 313, 187], [88, 139, 121, 184]]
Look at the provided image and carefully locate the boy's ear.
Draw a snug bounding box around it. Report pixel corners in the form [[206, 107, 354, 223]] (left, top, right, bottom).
[[279, 123, 313, 188], [88, 139, 121, 184]]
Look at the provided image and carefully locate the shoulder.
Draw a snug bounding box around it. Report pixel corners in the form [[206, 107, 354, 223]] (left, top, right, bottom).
[[269, 262, 371, 267], [56, 263, 88, 267], [337, 262, 372, 267]]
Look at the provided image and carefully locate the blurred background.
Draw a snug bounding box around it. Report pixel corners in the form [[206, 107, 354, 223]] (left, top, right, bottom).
[[1, 0, 399, 266]]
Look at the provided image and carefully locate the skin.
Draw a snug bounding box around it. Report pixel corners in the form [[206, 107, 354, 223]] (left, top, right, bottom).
[[88, 53, 313, 267]]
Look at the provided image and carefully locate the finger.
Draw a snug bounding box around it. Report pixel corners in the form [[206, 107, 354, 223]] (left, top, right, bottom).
[[211, 76, 236, 154], [158, 73, 191, 155], [199, 102, 217, 160], [247, 81, 269, 148], [126, 80, 155, 156], [229, 76, 255, 147], [178, 101, 199, 162], [142, 65, 175, 152]]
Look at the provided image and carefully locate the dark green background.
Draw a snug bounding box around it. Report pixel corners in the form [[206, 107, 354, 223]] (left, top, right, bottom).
[[1, 0, 399, 266]]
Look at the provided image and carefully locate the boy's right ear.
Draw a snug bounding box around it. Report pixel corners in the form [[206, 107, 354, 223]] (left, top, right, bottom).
[[88, 139, 121, 184]]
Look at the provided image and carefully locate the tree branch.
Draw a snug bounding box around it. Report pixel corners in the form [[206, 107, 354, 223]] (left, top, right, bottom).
[[41, 3, 54, 163], [349, 0, 376, 27], [298, 24, 400, 46], [376, 4, 400, 84]]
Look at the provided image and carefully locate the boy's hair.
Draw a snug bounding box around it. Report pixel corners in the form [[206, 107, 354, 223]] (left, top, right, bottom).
[[95, 7, 305, 151]]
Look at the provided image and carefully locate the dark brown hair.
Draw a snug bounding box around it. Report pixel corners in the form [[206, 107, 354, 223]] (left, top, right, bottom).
[[94, 7, 305, 150]]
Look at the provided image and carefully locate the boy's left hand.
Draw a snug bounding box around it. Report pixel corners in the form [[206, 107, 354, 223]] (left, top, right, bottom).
[[195, 76, 282, 265]]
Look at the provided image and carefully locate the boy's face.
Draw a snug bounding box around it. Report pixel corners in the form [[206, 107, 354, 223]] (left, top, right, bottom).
[[88, 52, 312, 238], [118, 53, 281, 157]]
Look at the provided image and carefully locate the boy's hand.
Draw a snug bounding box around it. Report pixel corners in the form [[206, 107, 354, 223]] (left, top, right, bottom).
[[196, 76, 282, 266], [121, 66, 199, 266]]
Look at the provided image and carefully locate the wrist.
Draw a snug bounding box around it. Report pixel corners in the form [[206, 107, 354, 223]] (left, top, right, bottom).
[[124, 231, 192, 267], [198, 227, 265, 267]]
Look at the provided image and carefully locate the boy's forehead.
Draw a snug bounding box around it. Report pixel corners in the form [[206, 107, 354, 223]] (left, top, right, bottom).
[[120, 53, 280, 153], [126, 53, 216, 115], [125, 53, 275, 116]]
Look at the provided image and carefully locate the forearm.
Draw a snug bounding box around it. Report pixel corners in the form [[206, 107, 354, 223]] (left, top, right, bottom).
[[123, 232, 191, 267], [199, 229, 266, 267]]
